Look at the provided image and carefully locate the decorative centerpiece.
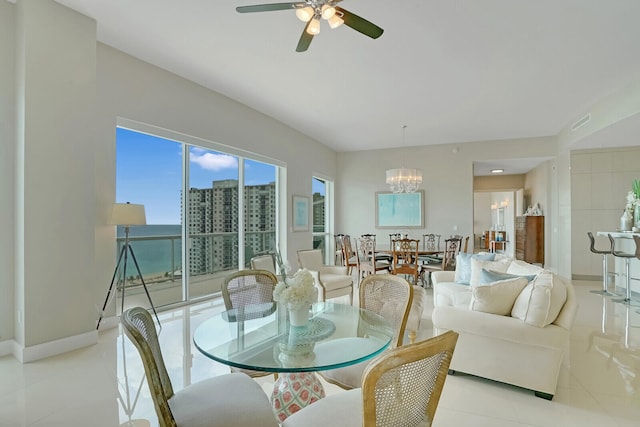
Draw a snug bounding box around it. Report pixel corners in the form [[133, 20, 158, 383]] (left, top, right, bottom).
[[625, 179, 640, 229], [273, 268, 318, 326]]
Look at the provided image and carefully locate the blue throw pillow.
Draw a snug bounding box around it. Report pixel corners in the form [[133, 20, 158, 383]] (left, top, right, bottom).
[[480, 268, 537, 285], [454, 252, 496, 285]]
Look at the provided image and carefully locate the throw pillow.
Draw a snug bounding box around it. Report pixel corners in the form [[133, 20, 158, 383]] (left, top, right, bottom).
[[454, 252, 496, 285], [506, 260, 544, 276], [511, 272, 568, 327], [469, 277, 529, 315], [480, 268, 537, 285], [469, 258, 510, 287]]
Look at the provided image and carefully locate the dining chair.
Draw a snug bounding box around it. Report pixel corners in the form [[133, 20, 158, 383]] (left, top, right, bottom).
[[334, 234, 346, 265], [250, 253, 277, 275], [222, 269, 278, 310], [364, 233, 392, 263], [297, 249, 354, 304], [283, 331, 459, 427], [221, 270, 279, 379], [422, 233, 441, 252], [388, 233, 402, 248], [355, 237, 391, 285], [341, 235, 359, 275], [320, 274, 413, 390], [462, 235, 470, 253], [391, 238, 421, 285], [121, 307, 278, 427], [420, 237, 462, 287]]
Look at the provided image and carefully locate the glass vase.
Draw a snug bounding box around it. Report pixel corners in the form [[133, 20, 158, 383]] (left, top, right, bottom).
[[635, 205, 640, 228]]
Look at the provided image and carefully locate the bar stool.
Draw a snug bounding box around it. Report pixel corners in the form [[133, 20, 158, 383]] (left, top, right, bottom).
[[587, 232, 615, 295], [608, 234, 638, 306]]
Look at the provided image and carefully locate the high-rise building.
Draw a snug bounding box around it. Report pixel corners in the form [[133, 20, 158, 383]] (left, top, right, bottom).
[[186, 179, 276, 275]]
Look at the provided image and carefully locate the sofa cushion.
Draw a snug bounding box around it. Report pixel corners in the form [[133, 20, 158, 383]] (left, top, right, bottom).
[[454, 252, 496, 285], [480, 268, 537, 285], [434, 281, 473, 308], [469, 277, 529, 315], [506, 260, 544, 276], [511, 272, 567, 327], [469, 258, 510, 287]]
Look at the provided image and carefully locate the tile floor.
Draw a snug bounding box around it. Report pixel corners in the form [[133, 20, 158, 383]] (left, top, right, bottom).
[[1, 280, 639, 426]]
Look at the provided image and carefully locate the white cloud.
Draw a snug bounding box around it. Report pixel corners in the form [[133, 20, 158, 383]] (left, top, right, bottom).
[[189, 151, 237, 171]]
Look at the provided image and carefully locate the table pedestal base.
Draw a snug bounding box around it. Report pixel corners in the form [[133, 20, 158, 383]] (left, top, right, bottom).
[[271, 373, 325, 422]]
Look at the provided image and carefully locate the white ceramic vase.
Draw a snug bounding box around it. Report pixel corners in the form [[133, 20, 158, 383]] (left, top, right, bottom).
[[288, 306, 309, 327]]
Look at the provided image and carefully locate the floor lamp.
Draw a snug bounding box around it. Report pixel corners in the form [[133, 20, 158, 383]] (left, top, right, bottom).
[[97, 202, 160, 330]]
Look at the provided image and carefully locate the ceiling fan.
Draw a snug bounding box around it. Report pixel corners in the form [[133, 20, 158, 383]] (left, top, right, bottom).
[[236, 1, 384, 52]]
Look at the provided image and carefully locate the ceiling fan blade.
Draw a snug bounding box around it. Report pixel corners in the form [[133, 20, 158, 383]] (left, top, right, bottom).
[[335, 6, 384, 39], [236, 2, 302, 13], [296, 21, 314, 52]]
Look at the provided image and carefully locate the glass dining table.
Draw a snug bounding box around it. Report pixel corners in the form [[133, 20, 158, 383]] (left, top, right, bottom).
[[193, 301, 393, 422]]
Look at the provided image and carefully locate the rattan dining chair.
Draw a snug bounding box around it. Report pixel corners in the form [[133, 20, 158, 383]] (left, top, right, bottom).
[[283, 330, 459, 427], [320, 274, 414, 389], [222, 269, 279, 379], [121, 307, 278, 427], [222, 269, 278, 310]]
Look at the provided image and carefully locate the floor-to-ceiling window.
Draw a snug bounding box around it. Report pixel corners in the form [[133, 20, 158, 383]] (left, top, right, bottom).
[[115, 124, 280, 311], [312, 176, 334, 264]]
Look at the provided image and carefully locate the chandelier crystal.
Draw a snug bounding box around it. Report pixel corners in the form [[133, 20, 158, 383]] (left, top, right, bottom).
[[385, 125, 422, 193]]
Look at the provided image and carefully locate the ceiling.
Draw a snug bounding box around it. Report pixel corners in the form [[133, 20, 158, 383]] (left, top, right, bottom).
[[53, 0, 640, 175]]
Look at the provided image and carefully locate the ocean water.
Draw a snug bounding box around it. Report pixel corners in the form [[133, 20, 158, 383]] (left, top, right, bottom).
[[117, 224, 182, 278]]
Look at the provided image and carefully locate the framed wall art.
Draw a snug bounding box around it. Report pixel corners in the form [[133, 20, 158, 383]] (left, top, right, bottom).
[[375, 191, 424, 228], [292, 195, 310, 231]]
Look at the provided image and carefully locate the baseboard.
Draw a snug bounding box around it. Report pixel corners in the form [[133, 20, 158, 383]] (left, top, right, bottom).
[[17, 330, 98, 363], [98, 315, 120, 331], [572, 274, 600, 281]]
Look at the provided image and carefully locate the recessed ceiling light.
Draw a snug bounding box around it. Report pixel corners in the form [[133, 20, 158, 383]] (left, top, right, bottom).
[[491, 169, 504, 174]]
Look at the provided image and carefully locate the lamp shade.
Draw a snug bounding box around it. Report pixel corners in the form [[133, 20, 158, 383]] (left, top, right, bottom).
[[109, 203, 146, 226]]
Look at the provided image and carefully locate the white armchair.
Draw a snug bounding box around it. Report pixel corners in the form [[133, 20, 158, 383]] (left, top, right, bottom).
[[297, 249, 354, 304]]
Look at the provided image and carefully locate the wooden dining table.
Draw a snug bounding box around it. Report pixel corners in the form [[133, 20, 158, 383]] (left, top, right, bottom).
[[375, 245, 443, 256]]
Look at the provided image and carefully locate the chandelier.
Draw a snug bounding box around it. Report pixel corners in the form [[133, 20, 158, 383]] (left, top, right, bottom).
[[386, 125, 422, 193]]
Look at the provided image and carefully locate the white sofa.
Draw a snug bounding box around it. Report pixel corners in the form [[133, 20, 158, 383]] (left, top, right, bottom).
[[431, 257, 578, 400]]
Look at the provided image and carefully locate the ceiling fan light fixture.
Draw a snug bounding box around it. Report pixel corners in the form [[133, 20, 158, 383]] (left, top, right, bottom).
[[295, 6, 314, 22], [307, 17, 321, 35], [321, 5, 336, 19], [328, 14, 344, 29]]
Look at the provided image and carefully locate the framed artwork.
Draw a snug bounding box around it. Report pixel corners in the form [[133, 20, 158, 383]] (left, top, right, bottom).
[[376, 191, 424, 228], [292, 195, 310, 231]]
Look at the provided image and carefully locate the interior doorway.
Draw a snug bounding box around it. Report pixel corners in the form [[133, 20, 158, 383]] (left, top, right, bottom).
[[473, 190, 519, 257]]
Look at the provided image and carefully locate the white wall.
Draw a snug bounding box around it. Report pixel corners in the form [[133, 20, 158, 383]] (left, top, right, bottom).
[[336, 137, 557, 257], [570, 147, 640, 277], [0, 0, 15, 346], [4, 0, 337, 360], [557, 79, 640, 279], [473, 192, 492, 240]]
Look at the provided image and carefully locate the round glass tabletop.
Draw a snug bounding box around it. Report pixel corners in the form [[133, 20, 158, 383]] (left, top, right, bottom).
[[193, 302, 394, 373]]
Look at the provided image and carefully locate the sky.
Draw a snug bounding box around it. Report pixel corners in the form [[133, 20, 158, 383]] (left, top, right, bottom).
[[116, 128, 325, 224]]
